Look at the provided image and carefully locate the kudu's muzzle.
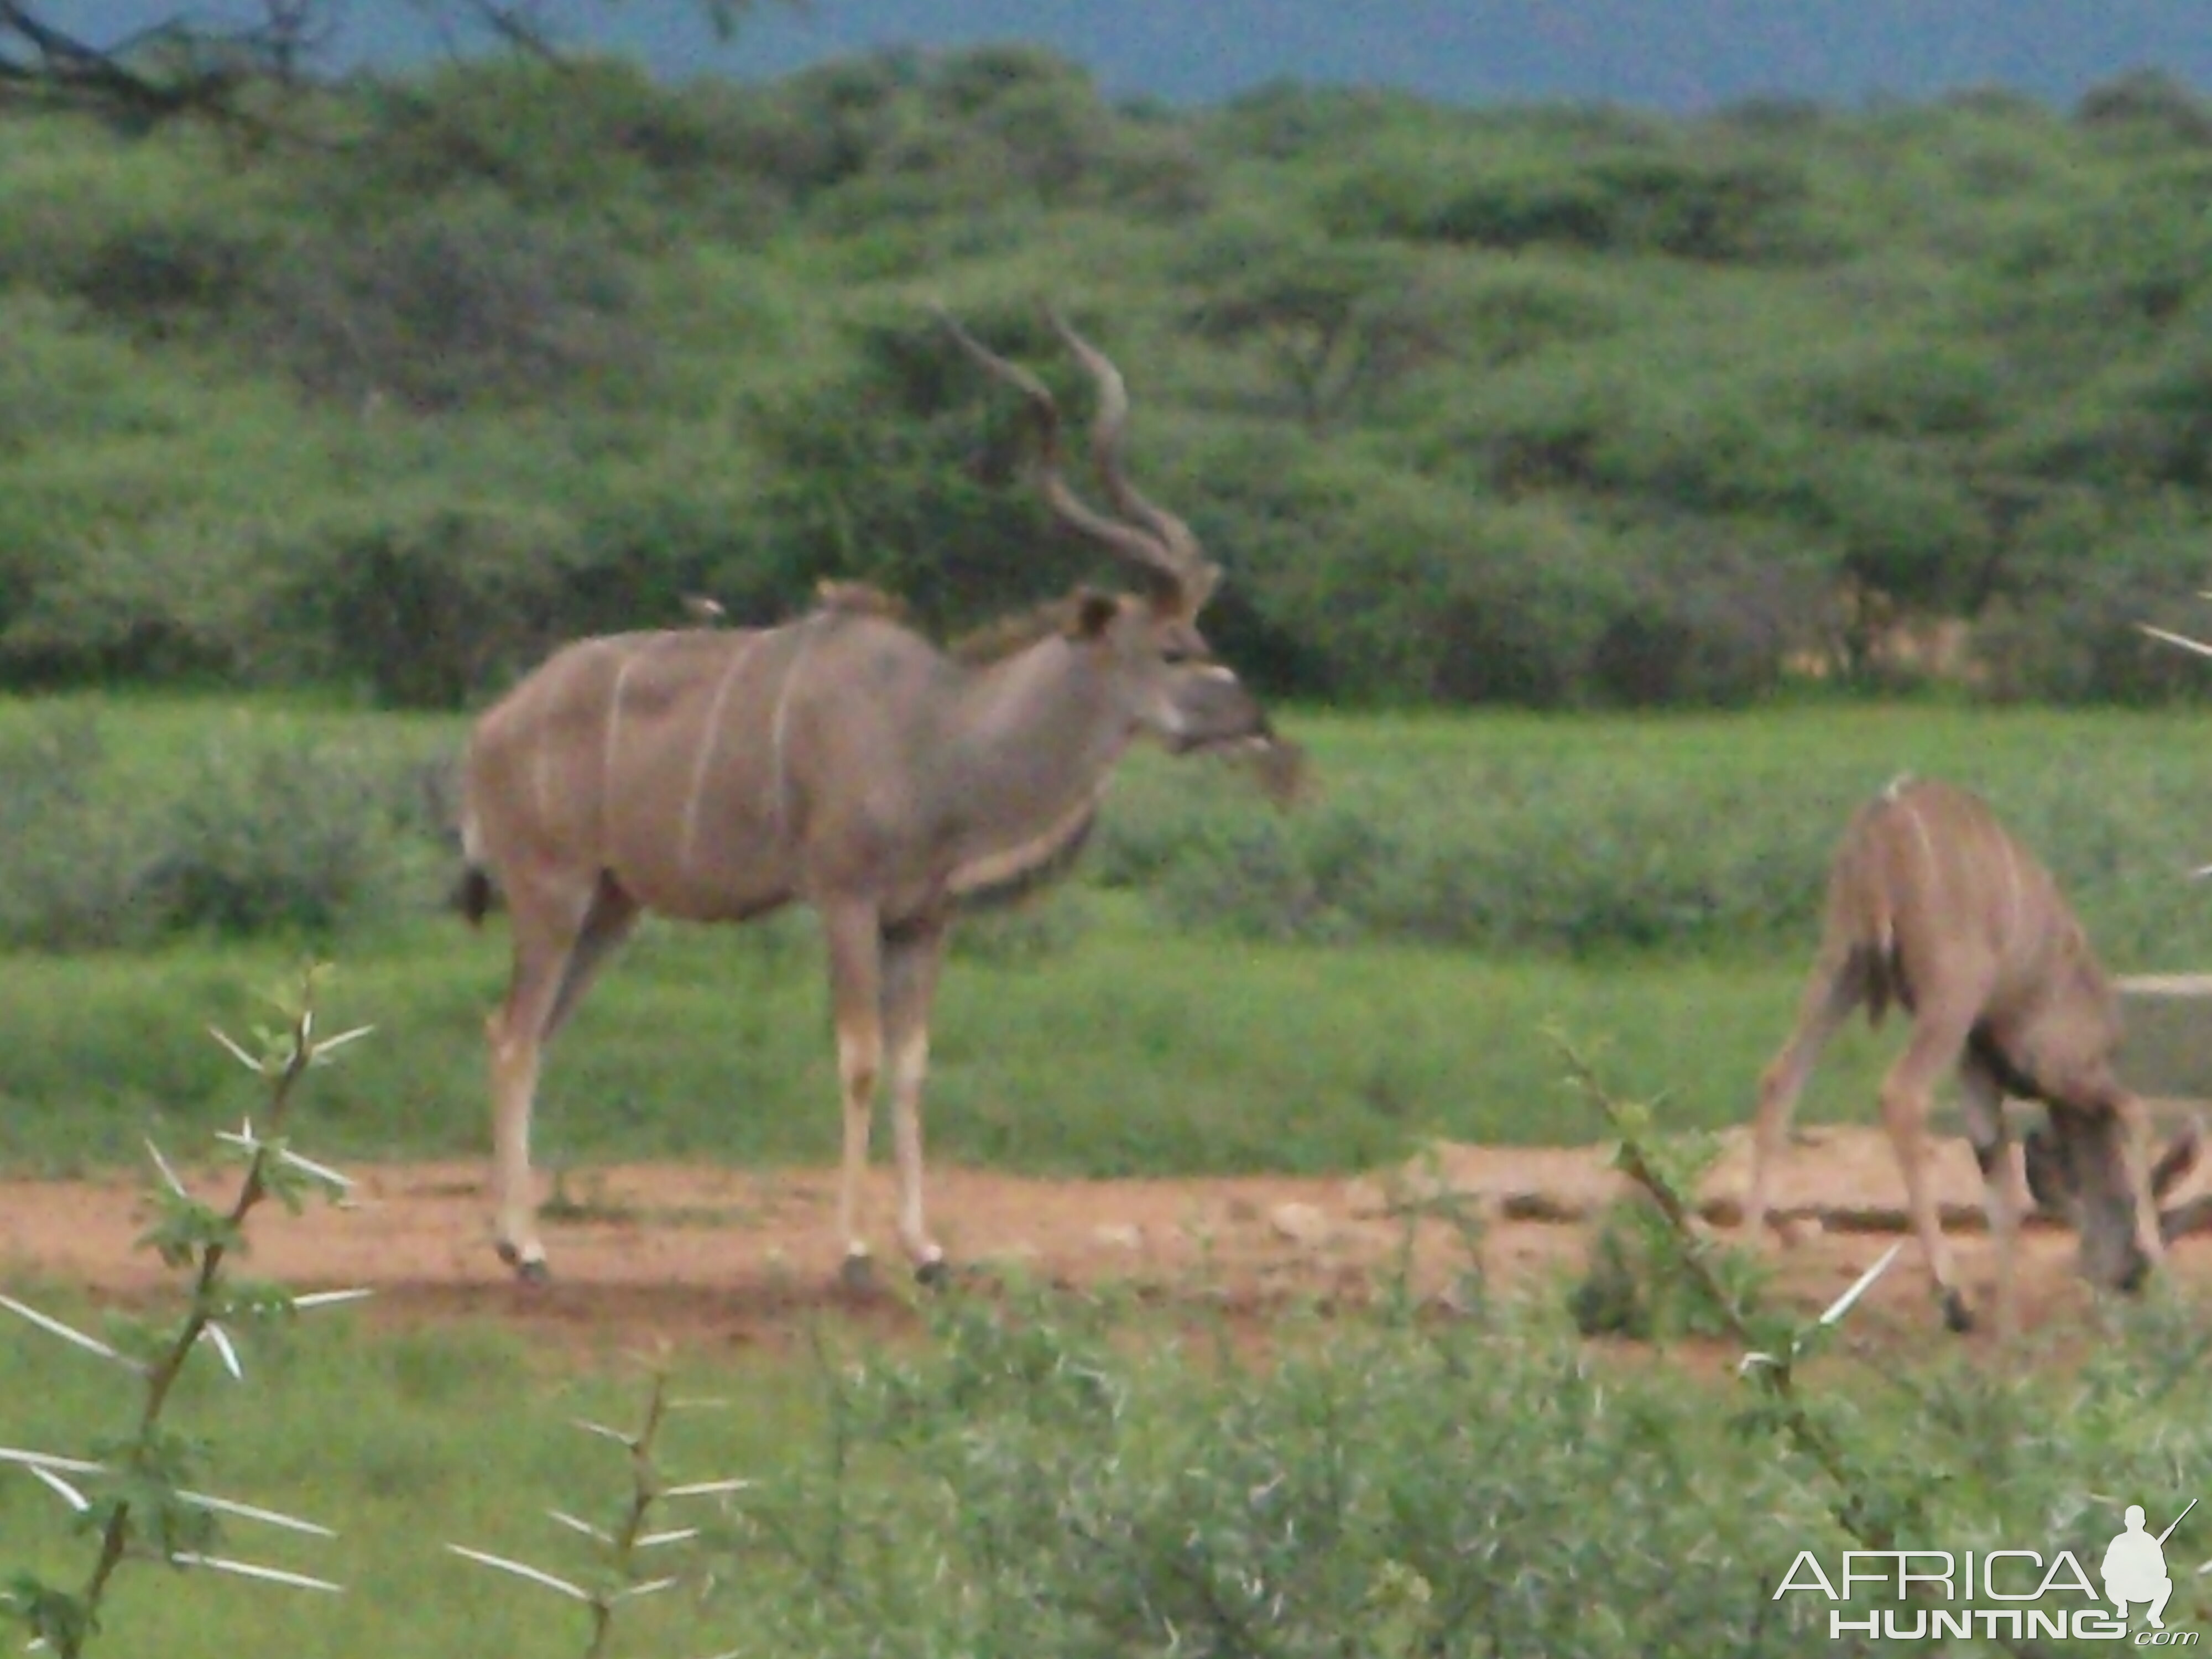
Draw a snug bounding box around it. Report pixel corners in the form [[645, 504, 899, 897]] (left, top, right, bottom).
[[2023, 1111, 2205, 1289]]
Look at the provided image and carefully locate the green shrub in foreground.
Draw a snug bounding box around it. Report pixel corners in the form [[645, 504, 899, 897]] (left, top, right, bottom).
[[706, 1275, 2212, 1657]]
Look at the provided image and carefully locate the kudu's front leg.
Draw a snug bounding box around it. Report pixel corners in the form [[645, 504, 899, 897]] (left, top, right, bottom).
[[881, 917, 952, 1285], [1957, 1056, 2030, 1345]]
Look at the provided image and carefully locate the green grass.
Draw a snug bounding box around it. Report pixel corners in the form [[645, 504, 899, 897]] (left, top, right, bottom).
[[0, 1302, 820, 1658], [0, 889, 1885, 1181]]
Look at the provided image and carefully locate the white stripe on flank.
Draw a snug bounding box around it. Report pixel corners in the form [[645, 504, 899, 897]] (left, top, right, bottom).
[[678, 635, 762, 879], [767, 620, 820, 842], [1897, 794, 1938, 899], [1997, 831, 2023, 955], [601, 646, 644, 854]]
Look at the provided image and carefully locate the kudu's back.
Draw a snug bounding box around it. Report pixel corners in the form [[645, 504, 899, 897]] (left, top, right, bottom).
[[1821, 776, 2122, 1097]]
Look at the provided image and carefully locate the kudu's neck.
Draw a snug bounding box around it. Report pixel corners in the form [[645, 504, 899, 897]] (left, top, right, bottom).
[[938, 635, 1133, 852]]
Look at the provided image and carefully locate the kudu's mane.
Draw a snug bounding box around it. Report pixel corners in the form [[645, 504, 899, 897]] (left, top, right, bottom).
[[945, 593, 1091, 665], [805, 578, 1094, 669]]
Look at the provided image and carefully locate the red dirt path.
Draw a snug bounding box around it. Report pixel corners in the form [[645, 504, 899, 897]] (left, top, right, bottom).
[[3, 1125, 2207, 1357]]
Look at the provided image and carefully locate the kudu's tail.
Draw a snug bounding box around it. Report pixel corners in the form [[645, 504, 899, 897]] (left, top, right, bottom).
[[450, 799, 502, 928], [451, 864, 497, 928], [1827, 791, 1911, 1030]]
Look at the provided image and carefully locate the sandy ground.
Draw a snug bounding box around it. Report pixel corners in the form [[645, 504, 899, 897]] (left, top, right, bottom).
[[4, 1123, 2209, 1360]]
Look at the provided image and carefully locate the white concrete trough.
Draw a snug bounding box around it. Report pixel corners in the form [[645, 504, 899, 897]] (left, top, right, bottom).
[[2115, 974, 2212, 1241], [2117, 973, 2212, 1103]]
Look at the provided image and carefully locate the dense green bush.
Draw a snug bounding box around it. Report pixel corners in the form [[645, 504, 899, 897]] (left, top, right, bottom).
[[0, 708, 442, 949], [1, 54, 2210, 706], [1093, 730, 2212, 962]]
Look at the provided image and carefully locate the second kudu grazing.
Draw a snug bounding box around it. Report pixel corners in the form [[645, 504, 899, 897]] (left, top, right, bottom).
[[452, 310, 1300, 1289], [1746, 775, 2203, 1335]]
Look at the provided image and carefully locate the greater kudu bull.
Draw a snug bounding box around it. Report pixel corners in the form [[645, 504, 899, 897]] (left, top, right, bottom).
[[454, 311, 1295, 1287], [1746, 775, 2199, 1336]]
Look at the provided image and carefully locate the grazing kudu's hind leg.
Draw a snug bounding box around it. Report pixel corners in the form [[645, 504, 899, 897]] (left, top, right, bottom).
[[488, 872, 641, 1280], [1745, 946, 1865, 1243], [1876, 988, 1983, 1332], [1955, 1051, 2031, 1342], [880, 917, 951, 1284]]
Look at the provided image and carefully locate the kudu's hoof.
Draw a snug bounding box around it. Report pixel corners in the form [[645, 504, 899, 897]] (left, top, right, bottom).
[[838, 1253, 879, 1296], [914, 1256, 952, 1290], [495, 1241, 552, 1286], [1940, 1289, 1975, 1334]]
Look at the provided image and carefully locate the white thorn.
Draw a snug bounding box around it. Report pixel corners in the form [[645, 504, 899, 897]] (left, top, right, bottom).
[[1820, 1241, 1905, 1327], [0, 1447, 104, 1477], [144, 1139, 189, 1198], [2137, 622, 2212, 661], [178, 1489, 337, 1539], [547, 1510, 614, 1543], [615, 1575, 681, 1601], [445, 1545, 592, 1601], [291, 1288, 376, 1311], [25, 1465, 88, 1513], [201, 1323, 244, 1381], [637, 1527, 700, 1548], [276, 1147, 354, 1189], [307, 1025, 374, 1064], [570, 1418, 637, 1447], [207, 1027, 264, 1073], [167, 1553, 342, 1593], [661, 1477, 754, 1499], [0, 1293, 144, 1372]]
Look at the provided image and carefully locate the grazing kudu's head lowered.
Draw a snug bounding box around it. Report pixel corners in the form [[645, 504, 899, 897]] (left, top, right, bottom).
[[455, 308, 1296, 1291], [1746, 775, 2200, 1337]]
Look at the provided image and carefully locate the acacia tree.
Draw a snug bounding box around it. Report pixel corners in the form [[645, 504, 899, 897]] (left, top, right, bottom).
[[1186, 236, 1452, 433], [0, 2, 775, 126]]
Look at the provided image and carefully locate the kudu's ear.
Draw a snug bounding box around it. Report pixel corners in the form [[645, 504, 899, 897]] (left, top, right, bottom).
[[1063, 588, 1120, 641]]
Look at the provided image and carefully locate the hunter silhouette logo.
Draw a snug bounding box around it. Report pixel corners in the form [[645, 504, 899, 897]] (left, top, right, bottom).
[[2106, 1501, 2195, 1631]]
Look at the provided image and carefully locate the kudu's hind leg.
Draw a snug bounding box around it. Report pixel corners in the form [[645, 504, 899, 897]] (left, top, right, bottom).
[[881, 918, 951, 1285], [488, 875, 639, 1282], [1956, 1054, 2029, 1343], [1746, 952, 1860, 1244], [820, 900, 885, 1291]]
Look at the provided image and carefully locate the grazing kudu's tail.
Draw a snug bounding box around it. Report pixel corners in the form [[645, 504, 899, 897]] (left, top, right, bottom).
[[449, 800, 500, 928]]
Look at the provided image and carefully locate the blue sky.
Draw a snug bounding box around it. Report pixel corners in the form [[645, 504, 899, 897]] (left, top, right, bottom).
[[68, 1, 2212, 110]]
